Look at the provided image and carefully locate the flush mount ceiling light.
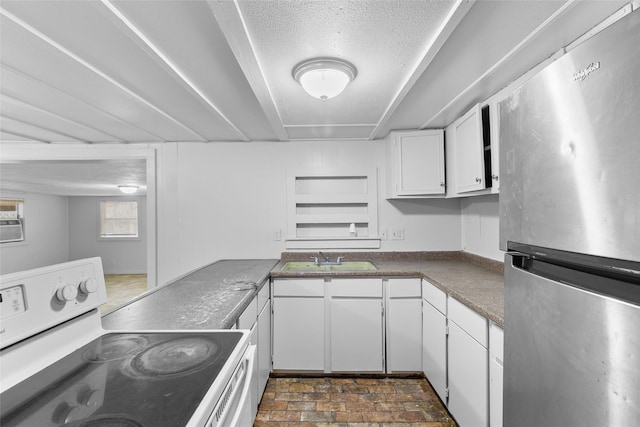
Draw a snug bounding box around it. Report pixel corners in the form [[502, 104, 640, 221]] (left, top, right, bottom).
[[292, 57, 357, 101], [118, 185, 138, 194]]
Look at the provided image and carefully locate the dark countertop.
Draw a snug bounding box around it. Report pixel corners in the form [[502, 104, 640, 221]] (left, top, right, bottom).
[[271, 251, 505, 327], [102, 259, 279, 330], [102, 252, 504, 332]]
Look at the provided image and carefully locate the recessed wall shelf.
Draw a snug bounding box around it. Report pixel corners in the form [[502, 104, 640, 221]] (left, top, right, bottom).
[[286, 170, 379, 249]]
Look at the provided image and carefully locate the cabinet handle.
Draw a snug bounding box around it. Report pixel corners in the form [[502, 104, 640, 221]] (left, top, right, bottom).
[[492, 174, 499, 181], [440, 182, 445, 187], [475, 177, 481, 183]]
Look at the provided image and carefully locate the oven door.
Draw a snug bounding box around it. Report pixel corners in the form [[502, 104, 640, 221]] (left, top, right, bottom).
[[207, 345, 257, 427]]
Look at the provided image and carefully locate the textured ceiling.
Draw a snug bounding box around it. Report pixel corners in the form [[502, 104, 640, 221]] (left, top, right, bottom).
[[236, 0, 455, 139]]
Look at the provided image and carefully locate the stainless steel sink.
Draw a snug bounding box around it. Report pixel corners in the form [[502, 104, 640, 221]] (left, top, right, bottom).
[[281, 261, 377, 272]]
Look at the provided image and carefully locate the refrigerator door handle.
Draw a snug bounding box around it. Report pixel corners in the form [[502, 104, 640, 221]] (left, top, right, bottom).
[[507, 252, 531, 270]]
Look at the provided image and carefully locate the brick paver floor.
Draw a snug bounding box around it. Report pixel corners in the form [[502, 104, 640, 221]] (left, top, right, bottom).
[[254, 376, 458, 427]]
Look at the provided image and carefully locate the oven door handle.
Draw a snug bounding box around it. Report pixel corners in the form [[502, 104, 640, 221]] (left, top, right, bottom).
[[222, 344, 256, 427]]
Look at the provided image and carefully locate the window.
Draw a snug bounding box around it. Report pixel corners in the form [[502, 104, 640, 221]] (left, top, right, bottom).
[[99, 200, 138, 239], [0, 198, 25, 243]]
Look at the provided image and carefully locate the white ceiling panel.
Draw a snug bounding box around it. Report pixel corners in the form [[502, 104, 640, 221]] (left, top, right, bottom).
[[1, 95, 118, 143], [0, 66, 160, 142], [0, 116, 86, 144], [0, 131, 38, 143], [0, 159, 147, 196]]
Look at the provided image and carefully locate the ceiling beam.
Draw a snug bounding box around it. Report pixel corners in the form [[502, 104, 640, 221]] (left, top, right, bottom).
[[368, 0, 475, 140], [0, 6, 208, 142], [207, 0, 289, 141]]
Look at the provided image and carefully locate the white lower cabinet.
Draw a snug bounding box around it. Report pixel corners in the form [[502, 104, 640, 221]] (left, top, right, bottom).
[[236, 282, 265, 423], [422, 280, 447, 403], [448, 297, 489, 427], [272, 279, 325, 371], [387, 278, 422, 372], [257, 296, 271, 398], [272, 277, 424, 373], [489, 323, 504, 427], [330, 278, 384, 372]]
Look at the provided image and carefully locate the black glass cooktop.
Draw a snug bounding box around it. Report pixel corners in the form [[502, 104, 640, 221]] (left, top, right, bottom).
[[0, 331, 244, 427]]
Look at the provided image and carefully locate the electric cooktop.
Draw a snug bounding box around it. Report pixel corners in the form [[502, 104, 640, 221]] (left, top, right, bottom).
[[0, 331, 244, 427]]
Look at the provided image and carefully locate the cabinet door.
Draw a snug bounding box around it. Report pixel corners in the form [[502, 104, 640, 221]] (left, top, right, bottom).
[[237, 295, 258, 330], [272, 297, 324, 370], [257, 299, 271, 399], [489, 101, 500, 192], [422, 300, 447, 403], [454, 104, 486, 193], [330, 298, 383, 372], [490, 324, 504, 427], [448, 320, 488, 427], [387, 298, 422, 372], [392, 130, 445, 196]]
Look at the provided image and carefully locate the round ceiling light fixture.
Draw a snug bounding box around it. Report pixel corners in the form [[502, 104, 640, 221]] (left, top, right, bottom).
[[118, 185, 139, 194], [292, 57, 357, 101]]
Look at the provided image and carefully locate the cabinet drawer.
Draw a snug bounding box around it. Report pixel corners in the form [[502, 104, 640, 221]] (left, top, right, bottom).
[[330, 278, 382, 297], [448, 296, 488, 347], [273, 279, 324, 297], [387, 278, 421, 298], [422, 279, 446, 314]]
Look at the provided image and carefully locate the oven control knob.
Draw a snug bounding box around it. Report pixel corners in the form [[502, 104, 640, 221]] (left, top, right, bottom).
[[79, 388, 100, 407], [54, 402, 81, 424], [55, 284, 78, 303], [79, 278, 98, 294]]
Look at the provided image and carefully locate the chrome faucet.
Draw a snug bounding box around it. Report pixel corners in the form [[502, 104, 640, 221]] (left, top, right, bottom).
[[311, 252, 343, 266]]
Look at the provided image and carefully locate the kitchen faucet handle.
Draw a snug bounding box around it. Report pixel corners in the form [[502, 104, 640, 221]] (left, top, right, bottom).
[[310, 256, 319, 265]]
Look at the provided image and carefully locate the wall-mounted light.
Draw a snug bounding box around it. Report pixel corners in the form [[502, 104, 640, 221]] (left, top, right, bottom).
[[292, 57, 357, 101], [118, 185, 138, 194]]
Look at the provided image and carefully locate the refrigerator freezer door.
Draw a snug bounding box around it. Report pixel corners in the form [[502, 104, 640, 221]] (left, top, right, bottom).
[[504, 254, 640, 427], [499, 9, 640, 262]]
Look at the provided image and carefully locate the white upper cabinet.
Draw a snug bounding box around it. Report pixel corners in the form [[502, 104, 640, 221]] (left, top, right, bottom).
[[387, 129, 445, 198], [452, 104, 492, 194], [488, 101, 500, 192]]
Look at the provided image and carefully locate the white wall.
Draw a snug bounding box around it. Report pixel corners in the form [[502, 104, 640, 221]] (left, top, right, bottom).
[[68, 196, 147, 274], [461, 194, 502, 261], [155, 140, 463, 284], [0, 191, 69, 274]]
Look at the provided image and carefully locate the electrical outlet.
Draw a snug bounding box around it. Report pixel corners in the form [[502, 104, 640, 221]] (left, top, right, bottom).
[[380, 228, 388, 240], [390, 228, 405, 240]]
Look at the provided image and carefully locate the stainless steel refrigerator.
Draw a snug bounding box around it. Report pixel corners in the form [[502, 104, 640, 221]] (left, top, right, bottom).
[[499, 7, 640, 427]]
